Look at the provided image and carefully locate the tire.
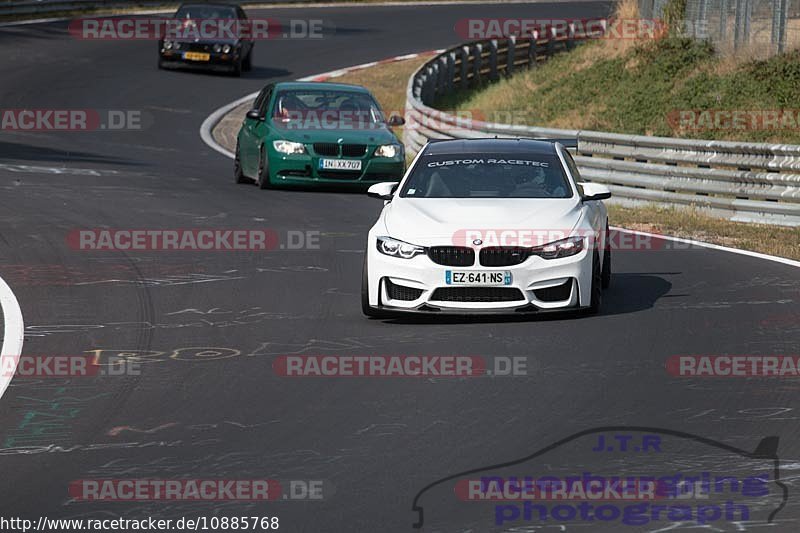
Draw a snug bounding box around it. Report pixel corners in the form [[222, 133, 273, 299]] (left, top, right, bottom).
[[243, 48, 253, 71], [234, 141, 248, 184], [256, 146, 272, 189], [361, 254, 391, 318], [601, 223, 611, 289], [231, 56, 242, 77], [586, 251, 603, 315]]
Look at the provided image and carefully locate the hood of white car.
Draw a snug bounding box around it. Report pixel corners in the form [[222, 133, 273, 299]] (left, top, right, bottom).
[[382, 198, 583, 246]]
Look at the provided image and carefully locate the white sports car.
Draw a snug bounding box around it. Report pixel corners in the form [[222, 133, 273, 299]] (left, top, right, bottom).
[[362, 138, 611, 317]]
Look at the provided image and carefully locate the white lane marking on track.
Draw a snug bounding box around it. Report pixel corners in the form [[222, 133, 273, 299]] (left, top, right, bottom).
[[0, 275, 24, 402], [0, 163, 119, 176], [611, 226, 800, 269], [199, 92, 259, 159]]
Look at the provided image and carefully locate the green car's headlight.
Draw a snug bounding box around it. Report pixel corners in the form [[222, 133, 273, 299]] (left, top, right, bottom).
[[377, 237, 426, 259], [374, 144, 401, 158], [273, 140, 307, 155]]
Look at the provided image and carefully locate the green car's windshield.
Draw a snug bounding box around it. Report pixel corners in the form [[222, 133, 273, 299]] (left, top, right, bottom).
[[272, 89, 385, 129], [400, 153, 573, 198]]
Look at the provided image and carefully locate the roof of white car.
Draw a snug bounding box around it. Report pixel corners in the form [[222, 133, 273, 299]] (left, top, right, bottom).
[[424, 138, 559, 156]]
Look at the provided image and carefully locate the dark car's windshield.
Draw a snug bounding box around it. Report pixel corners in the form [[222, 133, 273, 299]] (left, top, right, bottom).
[[399, 153, 573, 198], [175, 5, 237, 19], [271, 89, 384, 128]]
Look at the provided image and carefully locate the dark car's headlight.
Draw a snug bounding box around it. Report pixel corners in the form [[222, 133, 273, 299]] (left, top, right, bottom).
[[374, 144, 401, 158], [213, 44, 222, 53], [377, 237, 426, 259], [530, 236, 585, 259], [164, 40, 173, 50], [273, 140, 307, 155], [223, 44, 232, 54]]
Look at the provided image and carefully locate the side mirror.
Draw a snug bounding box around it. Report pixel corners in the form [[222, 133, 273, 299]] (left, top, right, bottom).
[[246, 109, 263, 121], [387, 115, 405, 127], [367, 182, 398, 201], [579, 182, 611, 201]]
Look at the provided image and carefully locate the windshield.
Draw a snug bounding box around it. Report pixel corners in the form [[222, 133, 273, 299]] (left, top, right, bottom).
[[271, 89, 384, 128], [399, 153, 573, 198], [175, 5, 237, 19]]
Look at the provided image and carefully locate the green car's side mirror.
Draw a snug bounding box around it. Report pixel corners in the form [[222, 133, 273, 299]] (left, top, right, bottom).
[[387, 115, 405, 127], [246, 109, 263, 121]]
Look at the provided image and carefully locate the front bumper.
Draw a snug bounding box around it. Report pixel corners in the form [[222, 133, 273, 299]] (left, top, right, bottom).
[[268, 151, 404, 186], [366, 244, 593, 314]]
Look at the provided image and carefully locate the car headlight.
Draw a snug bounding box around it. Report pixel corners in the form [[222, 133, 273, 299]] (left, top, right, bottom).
[[273, 140, 307, 155], [213, 44, 222, 53], [530, 236, 585, 259], [173, 42, 181, 50], [374, 144, 401, 158], [376, 237, 426, 259], [164, 40, 173, 50], [223, 44, 232, 54]]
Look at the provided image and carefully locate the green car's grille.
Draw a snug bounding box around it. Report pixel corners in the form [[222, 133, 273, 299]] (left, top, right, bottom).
[[313, 143, 367, 157], [342, 144, 367, 157]]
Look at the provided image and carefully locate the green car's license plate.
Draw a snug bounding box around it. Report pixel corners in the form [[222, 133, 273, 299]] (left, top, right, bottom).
[[445, 271, 512, 285], [319, 159, 362, 171]]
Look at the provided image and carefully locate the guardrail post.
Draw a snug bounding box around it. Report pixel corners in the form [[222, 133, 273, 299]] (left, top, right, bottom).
[[413, 75, 424, 101], [445, 51, 456, 93], [488, 39, 499, 81], [566, 22, 576, 50], [546, 27, 556, 58], [438, 56, 449, 97], [528, 31, 539, 68], [506, 36, 516, 77], [460, 46, 470, 90], [472, 42, 483, 86], [430, 62, 440, 102], [423, 66, 435, 104]]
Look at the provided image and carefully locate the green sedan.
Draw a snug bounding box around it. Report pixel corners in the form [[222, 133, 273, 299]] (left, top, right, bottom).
[[234, 81, 406, 189]]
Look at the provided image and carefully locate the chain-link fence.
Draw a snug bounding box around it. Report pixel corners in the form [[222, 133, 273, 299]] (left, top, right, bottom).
[[640, 0, 800, 54]]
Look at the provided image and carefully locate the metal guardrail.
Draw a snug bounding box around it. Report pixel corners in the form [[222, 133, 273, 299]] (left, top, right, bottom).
[[403, 34, 800, 226]]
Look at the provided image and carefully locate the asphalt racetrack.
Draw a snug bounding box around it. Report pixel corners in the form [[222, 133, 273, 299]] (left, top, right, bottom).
[[1, 2, 799, 531]]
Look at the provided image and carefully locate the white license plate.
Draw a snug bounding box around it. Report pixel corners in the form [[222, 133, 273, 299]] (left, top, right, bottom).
[[319, 158, 362, 171], [446, 271, 512, 286]]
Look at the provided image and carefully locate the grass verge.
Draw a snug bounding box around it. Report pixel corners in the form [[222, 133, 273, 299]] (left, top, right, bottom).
[[443, 36, 800, 143], [440, 0, 800, 144]]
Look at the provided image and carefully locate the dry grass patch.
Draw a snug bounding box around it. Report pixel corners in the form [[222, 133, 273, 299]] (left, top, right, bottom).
[[609, 204, 800, 261]]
